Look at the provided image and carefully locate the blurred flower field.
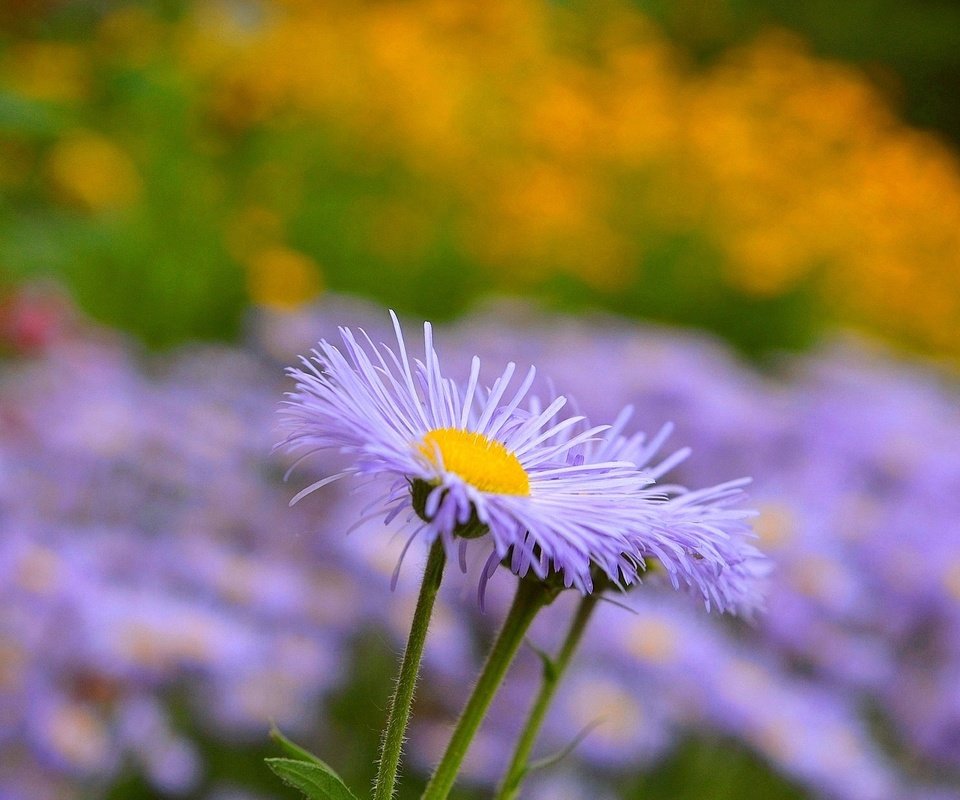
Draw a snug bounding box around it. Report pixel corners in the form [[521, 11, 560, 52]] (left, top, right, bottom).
[[3, 2, 960, 799], [3, 0, 960, 354], [5, 294, 960, 800]]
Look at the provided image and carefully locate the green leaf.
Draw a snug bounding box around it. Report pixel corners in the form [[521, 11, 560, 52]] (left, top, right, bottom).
[[268, 725, 328, 767], [528, 719, 603, 772], [265, 758, 360, 800], [523, 637, 557, 682]]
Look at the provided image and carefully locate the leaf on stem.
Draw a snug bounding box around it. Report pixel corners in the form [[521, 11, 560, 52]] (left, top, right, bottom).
[[269, 725, 329, 766], [523, 637, 557, 682], [266, 727, 359, 800], [597, 594, 639, 615], [527, 718, 604, 773], [265, 758, 360, 800]]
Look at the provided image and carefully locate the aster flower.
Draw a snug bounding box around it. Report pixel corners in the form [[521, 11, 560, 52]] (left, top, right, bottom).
[[491, 405, 768, 800], [278, 312, 660, 595], [560, 404, 770, 615]]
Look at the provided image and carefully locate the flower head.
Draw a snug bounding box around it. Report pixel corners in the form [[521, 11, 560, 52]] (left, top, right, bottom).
[[278, 313, 662, 596], [557, 404, 770, 615]]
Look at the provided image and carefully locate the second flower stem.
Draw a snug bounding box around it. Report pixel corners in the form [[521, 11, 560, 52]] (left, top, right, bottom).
[[372, 538, 447, 800], [494, 591, 601, 800], [421, 577, 556, 800]]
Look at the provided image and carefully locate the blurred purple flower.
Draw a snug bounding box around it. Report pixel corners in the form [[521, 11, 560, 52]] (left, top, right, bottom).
[[3, 293, 960, 800]]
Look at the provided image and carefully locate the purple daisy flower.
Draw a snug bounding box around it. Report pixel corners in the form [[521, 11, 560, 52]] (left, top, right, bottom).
[[541, 403, 769, 614], [278, 313, 660, 594]]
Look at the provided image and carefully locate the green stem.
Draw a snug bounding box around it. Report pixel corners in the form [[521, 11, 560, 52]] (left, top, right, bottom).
[[421, 578, 555, 800], [373, 538, 447, 800], [494, 592, 601, 800]]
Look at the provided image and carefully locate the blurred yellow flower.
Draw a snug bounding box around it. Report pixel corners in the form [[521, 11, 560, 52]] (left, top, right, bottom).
[[3, 41, 90, 103], [245, 245, 322, 310], [13, 0, 960, 356], [95, 5, 165, 66], [46, 132, 142, 212], [224, 205, 286, 262]]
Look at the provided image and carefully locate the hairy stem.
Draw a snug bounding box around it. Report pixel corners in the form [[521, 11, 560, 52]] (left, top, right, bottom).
[[421, 578, 555, 800], [373, 539, 447, 800]]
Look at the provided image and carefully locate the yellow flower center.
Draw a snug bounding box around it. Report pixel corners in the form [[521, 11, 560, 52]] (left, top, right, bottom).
[[419, 427, 530, 496]]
